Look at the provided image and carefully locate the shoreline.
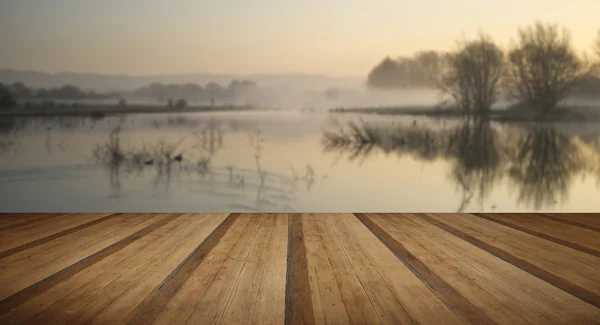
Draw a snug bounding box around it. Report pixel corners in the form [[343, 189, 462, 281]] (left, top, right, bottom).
[[0, 104, 268, 117], [328, 105, 600, 123]]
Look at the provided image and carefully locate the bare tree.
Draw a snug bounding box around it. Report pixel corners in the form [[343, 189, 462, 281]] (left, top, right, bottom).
[[506, 22, 586, 114], [439, 35, 505, 116]]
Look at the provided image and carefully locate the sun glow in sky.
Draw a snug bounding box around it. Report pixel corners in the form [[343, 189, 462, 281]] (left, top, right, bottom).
[[1, 0, 599, 77]]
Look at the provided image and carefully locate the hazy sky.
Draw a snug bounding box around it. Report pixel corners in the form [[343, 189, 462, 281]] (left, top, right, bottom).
[[1, 0, 598, 77]]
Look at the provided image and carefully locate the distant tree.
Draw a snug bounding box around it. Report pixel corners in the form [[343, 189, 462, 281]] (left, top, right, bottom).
[[0, 83, 17, 109], [205, 82, 226, 100], [415, 51, 444, 85], [10, 82, 33, 98], [167, 97, 174, 108], [36, 88, 50, 98], [50, 85, 86, 99], [506, 22, 587, 114], [118, 98, 127, 107], [440, 35, 505, 116], [367, 57, 402, 89], [174, 98, 187, 109]]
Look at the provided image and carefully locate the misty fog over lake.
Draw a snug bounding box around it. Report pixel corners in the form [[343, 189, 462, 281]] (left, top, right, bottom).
[[1, 110, 599, 212]]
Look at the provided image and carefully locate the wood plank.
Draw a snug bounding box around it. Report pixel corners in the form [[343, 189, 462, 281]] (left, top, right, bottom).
[[88, 214, 230, 325], [286, 214, 316, 325], [475, 214, 600, 257], [332, 213, 464, 325], [148, 214, 252, 325], [356, 213, 495, 325], [217, 214, 285, 325], [25, 214, 228, 325], [180, 214, 265, 325], [0, 213, 116, 258], [123, 213, 239, 325], [542, 213, 600, 232], [0, 214, 167, 303], [0, 213, 189, 324], [367, 213, 600, 325], [309, 214, 394, 324], [302, 214, 349, 325], [422, 214, 600, 308], [0, 214, 66, 231], [250, 214, 288, 325]]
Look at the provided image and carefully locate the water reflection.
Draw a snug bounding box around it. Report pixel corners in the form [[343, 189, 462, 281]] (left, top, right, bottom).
[[322, 118, 600, 211], [1, 113, 599, 212], [89, 120, 306, 211]]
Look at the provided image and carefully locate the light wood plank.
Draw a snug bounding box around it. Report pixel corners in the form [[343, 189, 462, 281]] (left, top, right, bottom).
[[426, 213, 600, 304], [370, 214, 600, 325], [0, 214, 186, 325], [150, 214, 254, 325], [250, 214, 288, 325], [0, 214, 164, 299], [477, 214, 600, 255], [302, 214, 349, 325], [334, 213, 465, 325], [83, 214, 228, 325], [0, 213, 115, 257]]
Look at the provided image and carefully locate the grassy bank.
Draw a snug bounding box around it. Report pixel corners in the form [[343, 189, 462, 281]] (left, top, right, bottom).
[[0, 104, 264, 117], [329, 105, 600, 123]]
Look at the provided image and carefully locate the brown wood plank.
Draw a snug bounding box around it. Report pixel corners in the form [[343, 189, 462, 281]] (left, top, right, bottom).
[[250, 214, 288, 325], [366, 213, 600, 325], [542, 213, 600, 232], [306, 214, 382, 324], [0, 214, 194, 325], [25, 214, 228, 325], [286, 214, 316, 325], [88, 214, 230, 325], [475, 213, 600, 257], [123, 213, 239, 325], [302, 214, 349, 325], [216, 214, 286, 325], [0, 213, 117, 259], [150, 214, 253, 325], [0, 214, 166, 299], [355, 213, 495, 325], [332, 213, 465, 325], [421, 213, 600, 308], [174, 214, 264, 324], [0, 213, 177, 316], [0, 214, 66, 231]]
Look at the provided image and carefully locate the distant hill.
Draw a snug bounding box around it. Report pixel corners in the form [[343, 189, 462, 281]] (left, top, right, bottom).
[[0, 69, 364, 92]]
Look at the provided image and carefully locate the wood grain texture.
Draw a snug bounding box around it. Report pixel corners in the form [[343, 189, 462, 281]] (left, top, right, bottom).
[[475, 213, 600, 257], [421, 213, 600, 308], [542, 213, 600, 232], [0, 214, 116, 259], [356, 213, 495, 325], [369, 213, 600, 325], [0, 213, 599, 325], [286, 214, 315, 325], [123, 213, 239, 325], [0, 214, 176, 316]]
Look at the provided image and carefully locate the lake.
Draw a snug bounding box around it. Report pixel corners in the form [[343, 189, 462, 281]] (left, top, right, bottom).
[[0, 111, 599, 212]]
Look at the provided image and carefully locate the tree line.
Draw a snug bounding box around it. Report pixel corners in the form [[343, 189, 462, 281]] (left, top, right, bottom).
[[0, 79, 259, 109], [131, 79, 257, 102], [368, 23, 600, 115]]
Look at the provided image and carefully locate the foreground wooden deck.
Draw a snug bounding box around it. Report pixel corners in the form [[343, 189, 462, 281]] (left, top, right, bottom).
[[0, 213, 599, 325]]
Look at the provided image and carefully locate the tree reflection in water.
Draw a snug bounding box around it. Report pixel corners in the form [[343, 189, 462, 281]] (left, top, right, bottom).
[[506, 127, 585, 210], [322, 118, 600, 211]]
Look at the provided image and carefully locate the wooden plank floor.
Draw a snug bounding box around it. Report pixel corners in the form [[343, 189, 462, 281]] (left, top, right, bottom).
[[0, 213, 599, 325]]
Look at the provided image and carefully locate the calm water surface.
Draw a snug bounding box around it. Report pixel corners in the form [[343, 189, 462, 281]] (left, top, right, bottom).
[[0, 111, 599, 212]]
